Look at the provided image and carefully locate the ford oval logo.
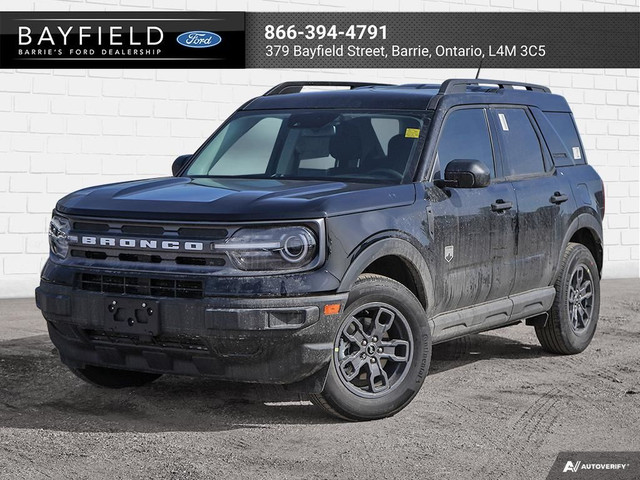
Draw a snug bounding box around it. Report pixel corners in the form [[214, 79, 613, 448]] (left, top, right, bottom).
[[176, 31, 222, 48]]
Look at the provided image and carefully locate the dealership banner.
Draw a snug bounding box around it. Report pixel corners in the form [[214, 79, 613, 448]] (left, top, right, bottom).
[[0, 12, 637, 69], [0, 12, 245, 68]]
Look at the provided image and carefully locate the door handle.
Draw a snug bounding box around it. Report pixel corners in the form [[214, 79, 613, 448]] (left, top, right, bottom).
[[491, 199, 513, 212], [550, 192, 569, 204]]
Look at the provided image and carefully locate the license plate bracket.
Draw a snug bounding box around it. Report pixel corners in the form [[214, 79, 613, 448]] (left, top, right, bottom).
[[104, 297, 159, 336]]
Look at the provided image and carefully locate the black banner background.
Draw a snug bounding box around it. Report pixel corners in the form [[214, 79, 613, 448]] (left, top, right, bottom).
[[0, 12, 637, 68]]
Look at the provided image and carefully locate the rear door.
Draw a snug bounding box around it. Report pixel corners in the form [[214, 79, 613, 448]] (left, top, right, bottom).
[[490, 106, 573, 294], [428, 106, 517, 313]]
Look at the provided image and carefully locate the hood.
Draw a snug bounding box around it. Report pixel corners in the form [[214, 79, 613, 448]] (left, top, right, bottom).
[[56, 177, 416, 221]]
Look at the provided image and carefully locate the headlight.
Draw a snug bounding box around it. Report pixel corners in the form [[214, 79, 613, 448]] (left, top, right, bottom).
[[215, 226, 318, 271], [49, 214, 71, 259]]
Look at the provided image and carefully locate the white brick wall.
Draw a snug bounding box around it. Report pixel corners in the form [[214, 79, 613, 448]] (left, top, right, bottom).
[[0, 0, 638, 298]]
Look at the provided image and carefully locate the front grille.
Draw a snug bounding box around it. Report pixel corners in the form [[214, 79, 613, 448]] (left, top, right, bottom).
[[84, 329, 209, 351], [80, 273, 204, 299], [67, 218, 235, 269]]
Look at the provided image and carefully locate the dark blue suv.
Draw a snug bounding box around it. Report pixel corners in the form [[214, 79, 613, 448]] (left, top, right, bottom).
[[36, 79, 605, 420]]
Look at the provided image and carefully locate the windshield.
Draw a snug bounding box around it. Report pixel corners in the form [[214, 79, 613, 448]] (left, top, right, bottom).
[[185, 110, 429, 183]]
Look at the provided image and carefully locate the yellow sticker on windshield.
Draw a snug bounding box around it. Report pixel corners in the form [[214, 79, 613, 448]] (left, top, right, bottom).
[[405, 128, 420, 138]]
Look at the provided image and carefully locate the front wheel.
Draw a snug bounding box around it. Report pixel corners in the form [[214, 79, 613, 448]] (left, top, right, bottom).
[[310, 274, 431, 421], [70, 365, 162, 388]]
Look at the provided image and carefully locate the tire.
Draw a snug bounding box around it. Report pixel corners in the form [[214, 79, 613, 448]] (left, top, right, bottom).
[[310, 274, 431, 421], [70, 365, 162, 389], [535, 242, 600, 354]]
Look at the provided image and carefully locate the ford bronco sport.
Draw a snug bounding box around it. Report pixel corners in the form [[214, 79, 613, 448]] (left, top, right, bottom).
[[36, 79, 604, 421]]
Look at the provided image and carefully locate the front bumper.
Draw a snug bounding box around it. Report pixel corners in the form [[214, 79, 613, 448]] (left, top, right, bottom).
[[36, 281, 348, 389]]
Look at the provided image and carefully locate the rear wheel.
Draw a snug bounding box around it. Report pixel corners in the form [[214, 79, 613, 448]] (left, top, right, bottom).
[[310, 274, 431, 421], [535, 242, 600, 354], [70, 365, 162, 388]]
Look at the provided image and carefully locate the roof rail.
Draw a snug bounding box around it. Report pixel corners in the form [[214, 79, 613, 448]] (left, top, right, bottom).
[[438, 78, 551, 94], [264, 81, 392, 96]]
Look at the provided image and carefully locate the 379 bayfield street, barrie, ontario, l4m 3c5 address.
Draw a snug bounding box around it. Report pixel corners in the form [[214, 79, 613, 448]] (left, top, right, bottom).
[[267, 44, 547, 59]]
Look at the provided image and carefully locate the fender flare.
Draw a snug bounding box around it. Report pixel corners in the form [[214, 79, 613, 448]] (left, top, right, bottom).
[[557, 211, 603, 277], [336, 237, 435, 312]]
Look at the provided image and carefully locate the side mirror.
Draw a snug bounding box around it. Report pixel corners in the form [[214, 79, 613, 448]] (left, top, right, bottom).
[[172, 154, 192, 177], [438, 159, 490, 188]]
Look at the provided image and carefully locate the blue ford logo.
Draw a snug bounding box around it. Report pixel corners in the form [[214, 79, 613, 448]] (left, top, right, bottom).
[[176, 31, 221, 48]]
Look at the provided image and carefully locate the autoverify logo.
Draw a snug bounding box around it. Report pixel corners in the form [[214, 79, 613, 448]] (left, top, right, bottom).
[[176, 31, 221, 48], [563, 460, 630, 473]]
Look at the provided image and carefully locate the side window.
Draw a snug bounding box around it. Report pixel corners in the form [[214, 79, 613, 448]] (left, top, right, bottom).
[[297, 131, 336, 171], [371, 118, 400, 155], [209, 117, 282, 175], [434, 108, 495, 179], [494, 108, 546, 176], [545, 112, 585, 164]]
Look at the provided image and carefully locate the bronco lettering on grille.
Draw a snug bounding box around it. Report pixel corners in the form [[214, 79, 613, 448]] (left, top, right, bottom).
[[77, 236, 204, 251]]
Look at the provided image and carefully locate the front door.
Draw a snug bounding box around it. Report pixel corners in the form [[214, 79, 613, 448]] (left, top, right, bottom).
[[427, 107, 517, 314]]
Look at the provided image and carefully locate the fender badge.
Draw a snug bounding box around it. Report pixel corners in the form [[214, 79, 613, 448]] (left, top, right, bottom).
[[445, 245, 454, 263]]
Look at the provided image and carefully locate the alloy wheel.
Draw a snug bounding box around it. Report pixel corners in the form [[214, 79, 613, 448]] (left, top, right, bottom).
[[334, 302, 414, 398], [567, 263, 594, 334]]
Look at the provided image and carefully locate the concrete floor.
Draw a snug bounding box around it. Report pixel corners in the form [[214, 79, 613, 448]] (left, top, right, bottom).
[[0, 279, 639, 479]]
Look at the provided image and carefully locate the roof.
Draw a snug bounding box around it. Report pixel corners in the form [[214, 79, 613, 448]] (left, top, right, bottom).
[[241, 80, 572, 113], [244, 86, 439, 111]]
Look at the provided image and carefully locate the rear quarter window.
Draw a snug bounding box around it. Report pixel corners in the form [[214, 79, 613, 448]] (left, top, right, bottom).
[[545, 112, 586, 165]]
